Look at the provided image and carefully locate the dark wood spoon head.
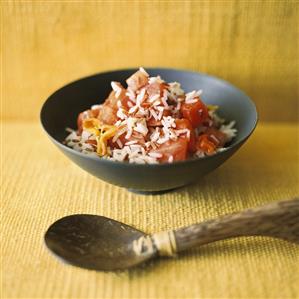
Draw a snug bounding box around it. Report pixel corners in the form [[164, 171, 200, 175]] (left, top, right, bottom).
[[44, 215, 156, 271]]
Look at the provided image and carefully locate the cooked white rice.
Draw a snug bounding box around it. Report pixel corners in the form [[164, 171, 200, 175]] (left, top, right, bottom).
[[64, 68, 237, 164]]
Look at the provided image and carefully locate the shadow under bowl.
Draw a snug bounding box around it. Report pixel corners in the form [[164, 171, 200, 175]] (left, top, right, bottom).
[[40, 68, 258, 192]]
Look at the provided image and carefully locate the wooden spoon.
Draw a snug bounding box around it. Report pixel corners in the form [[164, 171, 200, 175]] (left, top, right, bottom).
[[44, 198, 299, 271]]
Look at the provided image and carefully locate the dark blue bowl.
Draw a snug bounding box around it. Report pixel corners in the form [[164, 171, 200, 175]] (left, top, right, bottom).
[[40, 68, 257, 192]]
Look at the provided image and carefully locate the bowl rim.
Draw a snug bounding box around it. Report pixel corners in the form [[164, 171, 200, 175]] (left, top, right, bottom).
[[40, 67, 258, 168]]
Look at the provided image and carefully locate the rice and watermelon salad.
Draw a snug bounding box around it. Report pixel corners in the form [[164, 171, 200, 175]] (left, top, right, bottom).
[[64, 68, 237, 164]]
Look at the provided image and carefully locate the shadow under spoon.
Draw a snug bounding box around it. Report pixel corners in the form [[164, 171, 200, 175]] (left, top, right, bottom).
[[44, 198, 299, 271]]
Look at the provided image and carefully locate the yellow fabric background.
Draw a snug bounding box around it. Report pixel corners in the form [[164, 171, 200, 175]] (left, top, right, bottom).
[[2, 122, 299, 298], [2, 0, 298, 122], [1, 1, 299, 298]]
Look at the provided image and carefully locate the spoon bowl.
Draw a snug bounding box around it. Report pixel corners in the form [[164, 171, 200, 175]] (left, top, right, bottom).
[[45, 215, 156, 271]]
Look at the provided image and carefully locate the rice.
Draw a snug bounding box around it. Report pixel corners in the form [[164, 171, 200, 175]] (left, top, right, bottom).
[[220, 121, 237, 142], [148, 152, 163, 158], [111, 81, 123, 98], [150, 108, 159, 121], [116, 108, 127, 120], [64, 68, 237, 164], [134, 120, 149, 136], [116, 139, 123, 148], [148, 76, 164, 84]]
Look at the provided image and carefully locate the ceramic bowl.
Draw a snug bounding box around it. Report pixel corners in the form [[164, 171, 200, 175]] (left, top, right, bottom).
[[40, 68, 257, 192]]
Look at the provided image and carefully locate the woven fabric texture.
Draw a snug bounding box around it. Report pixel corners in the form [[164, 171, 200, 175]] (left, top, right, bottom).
[[2, 1, 299, 298], [2, 121, 299, 298], [2, 1, 298, 122]]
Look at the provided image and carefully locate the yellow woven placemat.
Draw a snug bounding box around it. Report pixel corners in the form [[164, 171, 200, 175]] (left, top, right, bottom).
[[2, 121, 299, 299]]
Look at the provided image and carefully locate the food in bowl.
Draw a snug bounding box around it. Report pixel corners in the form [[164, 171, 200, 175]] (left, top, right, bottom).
[[64, 68, 237, 164]]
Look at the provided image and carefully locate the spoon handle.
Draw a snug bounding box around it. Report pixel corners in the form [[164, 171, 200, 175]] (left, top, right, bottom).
[[172, 198, 299, 253]]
